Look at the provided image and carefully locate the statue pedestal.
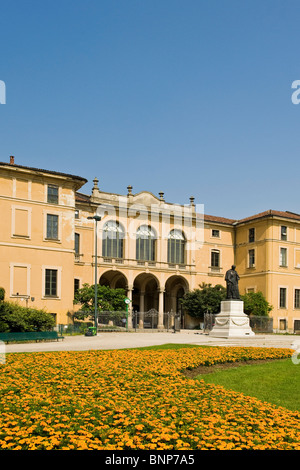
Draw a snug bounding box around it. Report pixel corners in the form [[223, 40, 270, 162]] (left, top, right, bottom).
[[209, 300, 255, 338]]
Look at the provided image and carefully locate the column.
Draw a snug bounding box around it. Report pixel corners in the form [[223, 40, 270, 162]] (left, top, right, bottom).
[[126, 285, 133, 329], [139, 291, 145, 328], [158, 288, 165, 329]]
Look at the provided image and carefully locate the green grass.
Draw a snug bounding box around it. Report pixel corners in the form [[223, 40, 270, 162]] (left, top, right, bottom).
[[196, 359, 300, 412], [130, 344, 300, 412]]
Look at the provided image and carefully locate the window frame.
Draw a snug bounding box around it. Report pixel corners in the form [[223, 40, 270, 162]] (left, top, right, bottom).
[[211, 249, 220, 268], [136, 225, 156, 262], [248, 227, 255, 243], [47, 185, 59, 205], [295, 288, 300, 309], [167, 229, 186, 265], [211, 229, 220, 238], [42, 266, 61, 299], [102, 220, 124, 259], [248, 248, 255, 268], [46, 214, 59, 240], [45, 269, 58, 297], [74, 278, 80, 298], [279, 247, 288, 267], [75, 232, 80, 259], [280, 225, 287, 241], [279, 287, 287, 309]]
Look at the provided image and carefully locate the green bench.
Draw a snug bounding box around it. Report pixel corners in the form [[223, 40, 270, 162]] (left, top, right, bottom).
[[0, 331, 64, 344]]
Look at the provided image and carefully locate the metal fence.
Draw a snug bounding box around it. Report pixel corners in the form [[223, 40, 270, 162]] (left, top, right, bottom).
[[62, 310, 129, 333], [132, 310, 181, 331], [98, 311, 129, 330], [203, 312, 273, 334], [62, 309, 181, 333]]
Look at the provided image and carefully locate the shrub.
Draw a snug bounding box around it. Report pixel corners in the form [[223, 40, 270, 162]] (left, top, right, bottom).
[[0, 301, 55, 332], [241, 291, 273, 317]]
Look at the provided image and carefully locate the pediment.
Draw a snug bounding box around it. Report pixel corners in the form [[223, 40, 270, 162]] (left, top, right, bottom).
[[132, 191, 160, 207]]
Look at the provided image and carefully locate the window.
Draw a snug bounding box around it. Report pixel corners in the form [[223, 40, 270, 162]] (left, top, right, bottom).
[[279, 287, 287, 308], [281, 226, 287, 241], [280, 319, 287, 331], [102, 221, 124, 258], [47, 185, 59, 204], [294, 320, 300, 333], [75, 209, 79, 219], [74, 279, 80, 297], [136, 225, 156, 261], [75, 233, 80, 260], [45, 269, 57, 297], [295, 289, 300, 309], [46, 214, 59, 239], [168, 230, 185, 265], [280, 247, 287, 267], [248, 249, 255, 267], [211, 250, 220, 267], [249, 228, 255, 243], [212, 229, 220, 238]]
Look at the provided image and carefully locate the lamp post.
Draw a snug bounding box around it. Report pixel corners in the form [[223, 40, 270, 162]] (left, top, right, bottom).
[[87, 215, 102, 332]]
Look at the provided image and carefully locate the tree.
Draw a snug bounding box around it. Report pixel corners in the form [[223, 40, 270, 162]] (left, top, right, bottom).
[[73, 284, 127, 321], [241, 291, 273, 317], [180, 283, 226, 320]]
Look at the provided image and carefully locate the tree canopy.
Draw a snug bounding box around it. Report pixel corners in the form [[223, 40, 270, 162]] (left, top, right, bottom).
[[180, 283, 226, 320], [241, 291, 273, 317], [73, 284, 127, 321]]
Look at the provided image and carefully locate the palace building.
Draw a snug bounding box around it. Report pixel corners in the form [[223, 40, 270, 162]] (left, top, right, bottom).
[[1, 156, 300, 333]]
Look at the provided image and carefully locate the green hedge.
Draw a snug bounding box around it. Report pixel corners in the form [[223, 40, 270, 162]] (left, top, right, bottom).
[[0, 301, 55, 332]]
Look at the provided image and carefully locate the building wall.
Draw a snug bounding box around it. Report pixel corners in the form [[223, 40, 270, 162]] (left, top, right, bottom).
[[2, 160, 300, 332], [0, 162, 85, 324], [235, 216, 300, 332]]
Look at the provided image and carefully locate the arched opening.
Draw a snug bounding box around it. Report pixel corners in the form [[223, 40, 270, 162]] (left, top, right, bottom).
[[98, 270, 129, 329], [132, 273, 160, 328], [165, 275, 189, 328], [99, 270, 128, 290]]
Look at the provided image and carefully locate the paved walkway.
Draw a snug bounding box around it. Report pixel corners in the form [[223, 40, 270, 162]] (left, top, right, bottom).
[[4, 330, 300, 353]]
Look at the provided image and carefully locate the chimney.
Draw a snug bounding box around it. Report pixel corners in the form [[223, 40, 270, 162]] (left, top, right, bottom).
[[9, 156, 15, 165]]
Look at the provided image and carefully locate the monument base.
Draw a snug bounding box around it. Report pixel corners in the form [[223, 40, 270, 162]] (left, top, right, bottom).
[[209, 300, 255, 338]]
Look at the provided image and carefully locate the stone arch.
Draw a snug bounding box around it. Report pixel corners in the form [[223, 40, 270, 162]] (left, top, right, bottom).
[[132, 272, 160, 313], [99, 270, 128, 290], [165, 275, 189, 326]]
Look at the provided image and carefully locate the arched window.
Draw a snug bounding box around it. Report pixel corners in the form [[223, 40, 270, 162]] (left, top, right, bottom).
[[102, 221, 124, 258], [168, 229, 185, 265], [136, 225, 156, 261]]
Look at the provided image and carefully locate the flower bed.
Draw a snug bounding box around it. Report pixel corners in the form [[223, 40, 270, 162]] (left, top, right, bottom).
[[0, 346, 299, 450]]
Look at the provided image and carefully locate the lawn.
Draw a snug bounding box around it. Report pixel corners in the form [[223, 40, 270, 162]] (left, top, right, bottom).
[[196, 358, 300, 412], [0, 345, 300, 450]]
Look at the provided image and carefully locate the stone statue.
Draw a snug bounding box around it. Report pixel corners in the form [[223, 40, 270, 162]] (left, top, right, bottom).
[[225, 265, 240, 300]]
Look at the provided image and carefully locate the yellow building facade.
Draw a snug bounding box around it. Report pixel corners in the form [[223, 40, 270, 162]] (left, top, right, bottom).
[[1, 156, 300, 332]]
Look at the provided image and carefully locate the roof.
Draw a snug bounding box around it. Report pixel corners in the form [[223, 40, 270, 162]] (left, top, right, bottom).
[[236, 210, 300, 224], [203, 213, 237, 225], [75, 194, 300, 226], [75, 192, 91, 203], [0, 161, 88, 185]]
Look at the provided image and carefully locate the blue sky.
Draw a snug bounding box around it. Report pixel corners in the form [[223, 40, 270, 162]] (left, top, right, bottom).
[[1, 0, 300, 220]]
